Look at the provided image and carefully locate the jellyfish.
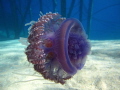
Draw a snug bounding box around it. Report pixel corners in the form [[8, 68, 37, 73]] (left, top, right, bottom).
[[25, 12, 91, 84]]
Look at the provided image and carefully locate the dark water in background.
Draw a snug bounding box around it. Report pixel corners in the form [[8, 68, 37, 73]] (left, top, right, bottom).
[[0, 0, 120, 40], [0, 1, 120, 90]]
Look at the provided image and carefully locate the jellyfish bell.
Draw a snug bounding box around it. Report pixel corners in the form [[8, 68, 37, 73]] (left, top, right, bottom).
[[55, 18, 91, 75], [20, 12, 91, 84]]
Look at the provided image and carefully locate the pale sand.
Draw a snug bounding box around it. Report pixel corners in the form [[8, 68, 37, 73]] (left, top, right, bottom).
[[0, 40, 120, 90]]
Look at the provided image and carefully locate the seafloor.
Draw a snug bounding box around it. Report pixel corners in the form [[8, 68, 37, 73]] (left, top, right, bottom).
[[0, 40, 120, 90]]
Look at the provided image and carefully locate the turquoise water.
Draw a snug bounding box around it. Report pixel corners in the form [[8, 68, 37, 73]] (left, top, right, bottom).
[[0, 0, 120, 90]]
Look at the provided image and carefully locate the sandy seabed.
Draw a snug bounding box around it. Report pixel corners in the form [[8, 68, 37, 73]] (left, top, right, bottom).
[[0, 40, 120, 90]]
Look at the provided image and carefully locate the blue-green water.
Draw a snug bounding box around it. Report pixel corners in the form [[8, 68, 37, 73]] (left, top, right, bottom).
[[0, 0, 120, 90]]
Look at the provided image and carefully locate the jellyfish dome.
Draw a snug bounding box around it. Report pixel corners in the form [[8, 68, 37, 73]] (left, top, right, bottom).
[[25, 12, 91, 84]]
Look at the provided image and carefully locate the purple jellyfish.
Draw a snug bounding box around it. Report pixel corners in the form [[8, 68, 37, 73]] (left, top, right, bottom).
[[25, 12, 91, 84]]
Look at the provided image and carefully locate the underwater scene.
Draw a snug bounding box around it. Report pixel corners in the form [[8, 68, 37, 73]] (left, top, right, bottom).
[[0, 0, 120, 90]]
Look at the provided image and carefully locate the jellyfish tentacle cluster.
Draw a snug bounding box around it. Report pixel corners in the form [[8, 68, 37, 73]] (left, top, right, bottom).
[[25, 12, 91, 84]]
